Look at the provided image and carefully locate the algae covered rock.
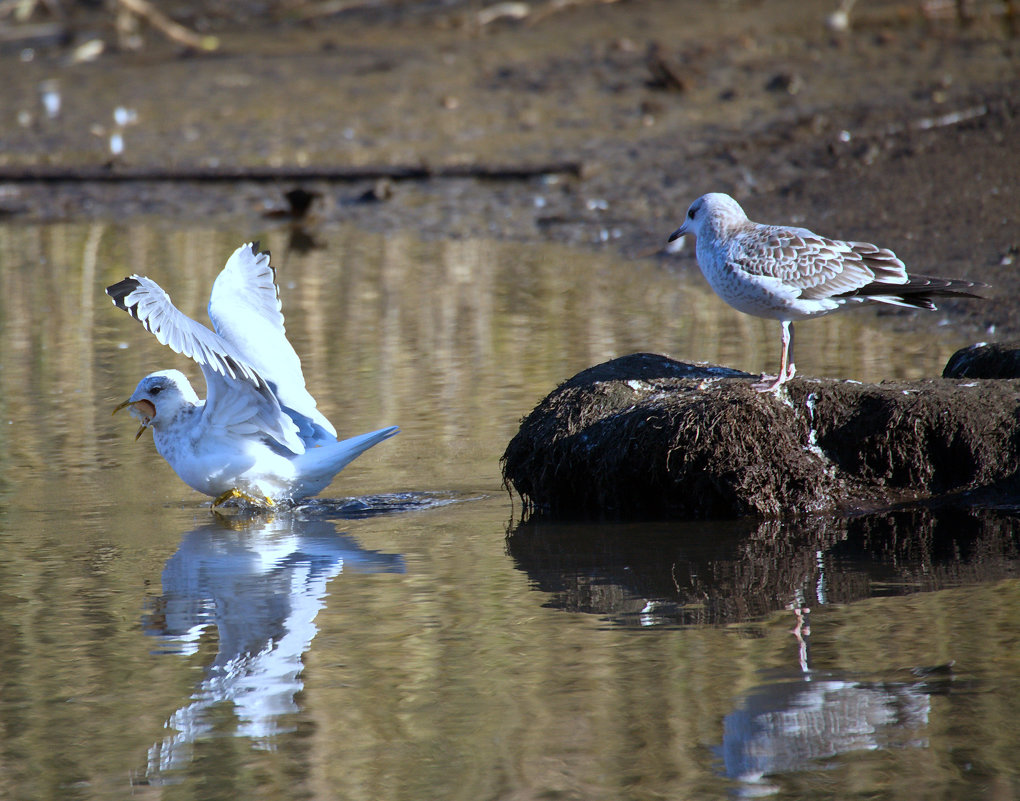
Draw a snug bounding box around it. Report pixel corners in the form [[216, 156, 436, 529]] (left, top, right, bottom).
[[501, 353, 1020, 519]]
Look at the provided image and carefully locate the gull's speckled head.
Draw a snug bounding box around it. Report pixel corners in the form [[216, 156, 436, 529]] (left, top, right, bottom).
[[113, 369, 198, 439], [669, 193, 748, 242]]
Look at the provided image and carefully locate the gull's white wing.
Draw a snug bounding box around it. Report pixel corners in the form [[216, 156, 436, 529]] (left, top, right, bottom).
[[207, 244, 337, 440], [107, 275, 305, 454]]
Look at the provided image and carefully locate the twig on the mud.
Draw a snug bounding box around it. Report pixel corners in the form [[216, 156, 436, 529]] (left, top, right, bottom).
[[476, 0, 621, 27], [525, 0, 622, 26], [477, 2, 530, 26], [114, 0, 218, 50], [0, 161, 584, 183], [0, 20, 66, 45], [829, 0, 1014, 29], [865, 103, 990, 140], [284, 0, 381, 21], [0, 0, 62, 22], [913, 104, 988, 130]]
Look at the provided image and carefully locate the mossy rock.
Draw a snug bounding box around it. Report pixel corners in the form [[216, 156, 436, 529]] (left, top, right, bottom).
[[501, 353, 1020, 519]]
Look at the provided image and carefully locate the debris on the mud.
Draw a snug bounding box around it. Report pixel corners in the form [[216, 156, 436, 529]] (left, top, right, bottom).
[[944, 340, 1020, 379], [644, 42, 690, 93], [501, 352, 1020, 520], [261, 187, 322, 220], [0, 161, 583, 183], [116, 0, 220, 52]]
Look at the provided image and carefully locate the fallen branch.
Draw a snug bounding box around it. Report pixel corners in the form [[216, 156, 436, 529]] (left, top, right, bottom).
[[828, 0, 1016, 29], [0, 161, 583, 182], [0, 0, 63, 22], [0, 20, 67, 45], [285, 0, 382, 21], [115, 0, 218, 50], [476, 0, 622, 27]]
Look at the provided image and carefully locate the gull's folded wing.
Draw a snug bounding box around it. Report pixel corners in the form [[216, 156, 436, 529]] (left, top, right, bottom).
[[208, 243, 337, 441], [106, 275, 305, 454], [733, 223, 914, 303]]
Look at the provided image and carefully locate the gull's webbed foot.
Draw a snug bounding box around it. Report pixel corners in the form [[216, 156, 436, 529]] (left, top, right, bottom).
[[751, 362, 796, 393], [212, 488, 275, 508], [752, 374, 786, 392]]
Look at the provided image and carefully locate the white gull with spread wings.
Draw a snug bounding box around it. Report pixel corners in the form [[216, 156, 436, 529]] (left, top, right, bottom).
[[107, 242, 398, 504], [668, 193, 984, 391]]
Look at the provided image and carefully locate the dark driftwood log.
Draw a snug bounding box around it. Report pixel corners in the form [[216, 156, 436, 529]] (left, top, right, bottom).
[[501, 352, 1020, 520], [0, 162, 583, 183]]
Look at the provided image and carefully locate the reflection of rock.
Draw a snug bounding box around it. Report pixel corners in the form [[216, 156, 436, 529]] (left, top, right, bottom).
[[720, 676, 933, 787], [501, 353, 1020, 519], [506, 507, 1020, 625], [143, 515, 403, 779]]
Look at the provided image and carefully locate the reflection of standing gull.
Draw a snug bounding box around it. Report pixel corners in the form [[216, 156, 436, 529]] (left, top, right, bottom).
[[143, 515, 404, 778], [720, 676, 931, 789], [668, 193, 984, 392], [108, 243, 398, 504]]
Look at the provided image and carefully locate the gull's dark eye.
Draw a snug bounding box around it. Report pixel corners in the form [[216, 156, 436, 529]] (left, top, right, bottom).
[[688, 207, 697, 220], [150, 385, 163, 395]]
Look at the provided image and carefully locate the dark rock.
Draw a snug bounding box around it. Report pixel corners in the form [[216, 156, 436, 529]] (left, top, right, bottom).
[[501, 353, 1020, 520], [356, 178, 394, 203], [765, 71, 804, 95], [645, 42, 690, 92], [944, 340, 1020, 379]]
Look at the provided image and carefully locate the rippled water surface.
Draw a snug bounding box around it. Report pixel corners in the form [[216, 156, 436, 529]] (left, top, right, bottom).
[[1, 222, 1017, 800]]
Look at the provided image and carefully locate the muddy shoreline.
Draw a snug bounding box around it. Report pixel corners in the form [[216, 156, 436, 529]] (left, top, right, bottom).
[[1, 0, 1017, 336]]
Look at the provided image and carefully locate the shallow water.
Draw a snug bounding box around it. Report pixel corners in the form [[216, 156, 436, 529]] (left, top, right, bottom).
[[0, 222, 1017, 800]]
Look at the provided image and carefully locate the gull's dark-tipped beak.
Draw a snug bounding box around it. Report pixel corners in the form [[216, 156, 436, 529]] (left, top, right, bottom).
[[113, 398, 156, 441], [112, 397, 155, 416], [668, 225, 687, 243]]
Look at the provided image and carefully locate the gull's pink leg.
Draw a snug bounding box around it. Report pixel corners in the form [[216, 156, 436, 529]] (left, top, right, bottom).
[[784, 321, 797, 381], [753, 320, 794, 392]]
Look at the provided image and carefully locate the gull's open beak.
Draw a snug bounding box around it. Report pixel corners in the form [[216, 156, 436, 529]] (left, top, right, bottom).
[[112, 398, 135, 415], [668, 224, 688, 243], [113, 398, 156, 441]]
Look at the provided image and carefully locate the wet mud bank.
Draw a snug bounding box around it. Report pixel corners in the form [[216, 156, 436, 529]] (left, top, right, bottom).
[[501, 352, 1020, 519], [0, 0, 1017, 343]]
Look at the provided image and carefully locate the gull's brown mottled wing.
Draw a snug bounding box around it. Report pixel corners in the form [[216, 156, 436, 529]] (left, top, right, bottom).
[[730, 224, 908, 300]]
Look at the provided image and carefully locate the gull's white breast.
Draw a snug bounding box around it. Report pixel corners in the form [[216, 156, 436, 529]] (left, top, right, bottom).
[[697, 233, 845, 322]]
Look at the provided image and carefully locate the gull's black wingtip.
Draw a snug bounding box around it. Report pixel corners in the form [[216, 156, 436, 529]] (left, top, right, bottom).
[[106, 277, 140, 307], [249, 241, 270, 260], [106, 277, 143, 318]]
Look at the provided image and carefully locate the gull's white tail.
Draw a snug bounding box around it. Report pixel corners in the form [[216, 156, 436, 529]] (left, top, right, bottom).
[[292, 426, 400, 498]]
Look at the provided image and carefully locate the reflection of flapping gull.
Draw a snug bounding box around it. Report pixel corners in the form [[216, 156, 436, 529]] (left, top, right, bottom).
[[143, 515, 404, 778], [668, 193, 985, 392], [107, 242, 398, 504]]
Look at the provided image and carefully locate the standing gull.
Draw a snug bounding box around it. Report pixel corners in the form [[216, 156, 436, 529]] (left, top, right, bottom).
[[668, 193, 984, 391], [107, 242, 398, 505]]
